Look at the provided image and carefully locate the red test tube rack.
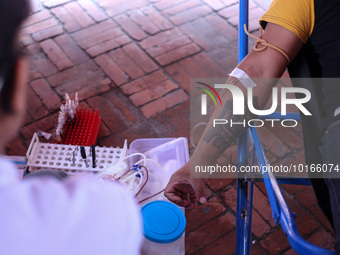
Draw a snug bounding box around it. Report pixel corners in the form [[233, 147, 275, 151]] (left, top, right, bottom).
[[55, 108, 101, 146]]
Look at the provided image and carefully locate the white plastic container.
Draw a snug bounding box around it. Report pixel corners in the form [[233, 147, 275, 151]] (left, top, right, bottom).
[[129, 138, 189, 203], [141, 200, 186, 255], [129, 138, 189, 254]]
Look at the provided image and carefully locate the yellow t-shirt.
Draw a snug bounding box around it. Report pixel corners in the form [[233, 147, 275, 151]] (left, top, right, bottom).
[[259, 0, 315, 43]]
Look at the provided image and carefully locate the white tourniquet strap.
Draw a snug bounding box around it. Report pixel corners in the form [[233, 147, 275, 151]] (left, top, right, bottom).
[[229, 68, 257, 88], [334, 106, 340, 117]]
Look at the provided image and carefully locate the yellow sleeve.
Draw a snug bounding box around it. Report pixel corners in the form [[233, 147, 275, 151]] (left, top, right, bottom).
[[259, 0, 315, 43]]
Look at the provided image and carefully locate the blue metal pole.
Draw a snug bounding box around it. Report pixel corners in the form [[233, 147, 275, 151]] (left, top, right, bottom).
[[258, 112, 301, 121], [235, 0, 249, 254], [247, 181, 254, 254], [246, 145, 255, 254], [236, 135, 249, 255], [255, 177, 312, 186], [238, 0, 248, 62]]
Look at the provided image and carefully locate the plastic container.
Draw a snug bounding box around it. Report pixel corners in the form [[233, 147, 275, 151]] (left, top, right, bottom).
[[130, 138, 189, 254], [128, 138, 174, 166], [129, 138, 189, 203], [141, 201, 186, 255]]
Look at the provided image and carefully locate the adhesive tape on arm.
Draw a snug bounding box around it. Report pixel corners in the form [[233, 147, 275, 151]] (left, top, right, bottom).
[[229, 68, 257, 88]]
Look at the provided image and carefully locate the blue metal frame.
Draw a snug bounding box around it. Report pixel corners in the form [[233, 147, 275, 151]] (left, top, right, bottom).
[[249, 127, 334, 254], [235, 0, 249, 253], [235, 135, 249, 254], [259, 112, 301, 121], [235, 0, 335, 254]]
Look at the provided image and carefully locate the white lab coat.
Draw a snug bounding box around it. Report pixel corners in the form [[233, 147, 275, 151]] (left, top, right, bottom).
[[0, 157, 142, 255]]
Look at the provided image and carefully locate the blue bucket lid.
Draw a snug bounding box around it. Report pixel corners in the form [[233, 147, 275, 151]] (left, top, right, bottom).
[[142, 200, 186, 244]]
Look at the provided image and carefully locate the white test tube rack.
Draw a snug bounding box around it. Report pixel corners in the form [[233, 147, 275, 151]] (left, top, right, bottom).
[[26, 133, 127, 174]]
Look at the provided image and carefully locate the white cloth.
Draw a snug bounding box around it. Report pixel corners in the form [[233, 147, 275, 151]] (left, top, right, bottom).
[[0, 157, 142, 255]]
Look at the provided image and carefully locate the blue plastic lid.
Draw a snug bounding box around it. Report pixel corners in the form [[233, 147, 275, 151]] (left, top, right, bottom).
[[142, 200, 186, 244]]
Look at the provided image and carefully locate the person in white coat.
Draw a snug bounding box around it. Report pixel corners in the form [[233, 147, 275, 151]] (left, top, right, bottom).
[[0, 1, 142, 254]]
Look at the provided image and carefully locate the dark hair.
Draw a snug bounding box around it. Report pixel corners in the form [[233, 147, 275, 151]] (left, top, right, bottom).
[[0, 0, 30, 113]]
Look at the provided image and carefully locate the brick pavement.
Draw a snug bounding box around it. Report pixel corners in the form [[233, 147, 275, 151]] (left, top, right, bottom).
[[7, 0, 335, 254]]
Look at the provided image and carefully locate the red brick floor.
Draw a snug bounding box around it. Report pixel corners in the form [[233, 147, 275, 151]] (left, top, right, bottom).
[[8, 0, 335, 254]]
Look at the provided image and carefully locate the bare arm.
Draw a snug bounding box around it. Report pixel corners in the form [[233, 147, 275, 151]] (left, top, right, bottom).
[[192, 23, 303, 166], [165, 23, 304, 207]]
